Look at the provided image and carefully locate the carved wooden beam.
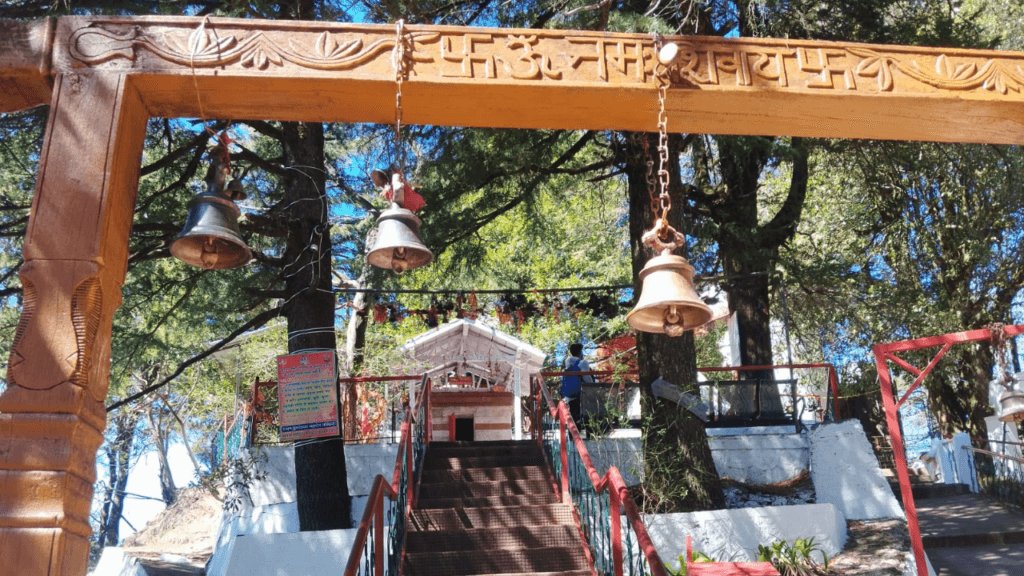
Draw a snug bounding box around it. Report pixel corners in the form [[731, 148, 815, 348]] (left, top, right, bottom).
[[0, 18, 54, 113], [40, 15, 1024, 143]]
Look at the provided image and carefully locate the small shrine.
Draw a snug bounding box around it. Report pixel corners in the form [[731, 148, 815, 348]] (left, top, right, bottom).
[[401, 319, 546, 441]]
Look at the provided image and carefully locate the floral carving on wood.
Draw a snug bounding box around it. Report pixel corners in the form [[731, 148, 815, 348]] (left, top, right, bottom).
[[69, 24, 440, 70], [848, 47, 1024, 94]]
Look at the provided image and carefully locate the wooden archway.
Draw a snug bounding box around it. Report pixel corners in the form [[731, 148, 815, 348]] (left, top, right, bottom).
[[3, 15, 1024, 575]]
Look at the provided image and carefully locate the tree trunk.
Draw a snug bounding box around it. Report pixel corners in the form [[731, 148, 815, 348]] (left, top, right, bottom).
[[97, 409, 138, 550], [715, 136, 776, 383], [955, 344, 996, 439], [147, 400, 177, 505], [342, 268, 375, 440], [280, 119, 352, 530], [627, 133, 724, 512], [96, 450, 115, 549]]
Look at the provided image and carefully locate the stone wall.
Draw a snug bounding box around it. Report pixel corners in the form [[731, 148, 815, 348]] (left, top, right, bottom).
[[706, 426, 809, 485], [644, 503, 847, 568], [207, 443, 399, 576], [431, 404, 514, 441], [579, 426, 810, 487], [347, 443, 400, 524], [809, 419, 904, 520], [582, 433, 642, 486], [222, 529, 364, 576]]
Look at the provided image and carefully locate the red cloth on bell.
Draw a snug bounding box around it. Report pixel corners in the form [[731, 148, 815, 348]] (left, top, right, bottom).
[[383, 183, 426, 212]]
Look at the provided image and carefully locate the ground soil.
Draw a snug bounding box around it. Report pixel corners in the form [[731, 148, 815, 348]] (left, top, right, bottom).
[[120, 484, 224, 564], [829, 519, 911, 576]]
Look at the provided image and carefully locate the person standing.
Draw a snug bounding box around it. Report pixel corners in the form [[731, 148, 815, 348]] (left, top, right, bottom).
[[561, 343, 595, 424]]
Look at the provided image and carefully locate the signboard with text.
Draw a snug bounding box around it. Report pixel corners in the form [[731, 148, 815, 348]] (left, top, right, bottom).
[[277, 350, 339, 442]]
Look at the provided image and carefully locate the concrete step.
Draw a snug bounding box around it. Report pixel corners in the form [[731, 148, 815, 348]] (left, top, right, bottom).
[[428, 438, 540, 453], [428, 440, 536, 446], [402, 546, 590, 576], [405, 525, 581, 553], [916, 493, 1024, 548], [409, 503, 575, 532], [423, 454, 547, 470], [926, 542, 1024, 576], [417, 493, 560, 509], [426, 444, 542, 460], [922, 529, 1024, 548], [419, 479, 553, 500], [882, 468, 934, 482], [889, 480, 972, 500], [421, 465, 550, 484], [459, 572, 591, 576]]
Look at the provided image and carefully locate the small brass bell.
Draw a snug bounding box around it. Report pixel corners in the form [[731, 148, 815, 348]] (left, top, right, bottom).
[[170, 177, 252, 270], [998, 388, 1024, 422], [366, 207, 433, 273], [627, 251, 712, 337]]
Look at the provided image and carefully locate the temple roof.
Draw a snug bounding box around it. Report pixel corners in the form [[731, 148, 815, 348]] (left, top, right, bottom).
[[400, 319, 547, 395]]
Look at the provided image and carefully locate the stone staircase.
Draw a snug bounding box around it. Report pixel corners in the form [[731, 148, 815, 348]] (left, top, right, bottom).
[[916, 492, 1024, 575], [404, 440, 593, 576], [883, 468, 971, 500]]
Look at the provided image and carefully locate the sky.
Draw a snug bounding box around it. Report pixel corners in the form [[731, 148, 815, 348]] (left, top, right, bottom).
[[95, 441, 200, 544]]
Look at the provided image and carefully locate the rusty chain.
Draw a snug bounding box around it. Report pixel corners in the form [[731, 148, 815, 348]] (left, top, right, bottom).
[[391, 19, 408, 171], [990, 322, 1014, 389], [641, 32, 683, 252], [642, 136, 658, 220], [656, 79, 671, 230]]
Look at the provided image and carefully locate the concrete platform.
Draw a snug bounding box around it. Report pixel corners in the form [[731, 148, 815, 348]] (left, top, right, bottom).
[[916, 494, 1024, 544], [927, 544, 1024, 576]]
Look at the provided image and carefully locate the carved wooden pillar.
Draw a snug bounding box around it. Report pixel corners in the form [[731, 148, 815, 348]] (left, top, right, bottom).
[[0, 71, 147, 576]]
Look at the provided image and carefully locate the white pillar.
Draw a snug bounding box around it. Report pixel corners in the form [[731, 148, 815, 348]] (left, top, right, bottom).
[[513, 365, 522, 440]]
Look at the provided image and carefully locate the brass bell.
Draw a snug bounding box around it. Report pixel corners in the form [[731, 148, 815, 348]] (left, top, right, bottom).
[[366, 207, 433, 273], [998, 388, 1024, 422], [170, 179, 252, 270], [627, 251, 712, 337]]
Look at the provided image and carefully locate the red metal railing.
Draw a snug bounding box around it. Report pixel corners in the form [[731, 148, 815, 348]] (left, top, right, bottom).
[[531, 372, 668, 576], [873, 323, 1024, 576], [343, 374, 431, 576], [539, 363, 842, 422], [696, 363, 841, 421]]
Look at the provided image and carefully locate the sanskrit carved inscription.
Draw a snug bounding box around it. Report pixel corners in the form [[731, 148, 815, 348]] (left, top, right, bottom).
[[63, 18, 1024, 96], [668, 41, 1024, 94]]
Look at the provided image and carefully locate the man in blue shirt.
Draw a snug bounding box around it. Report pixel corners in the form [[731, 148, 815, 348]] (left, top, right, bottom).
[[561, 343, 595, 424]]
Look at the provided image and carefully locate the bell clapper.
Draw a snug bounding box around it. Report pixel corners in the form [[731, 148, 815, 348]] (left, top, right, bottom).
[[200, 238, 220, 270], [663, 305, 685, 337]]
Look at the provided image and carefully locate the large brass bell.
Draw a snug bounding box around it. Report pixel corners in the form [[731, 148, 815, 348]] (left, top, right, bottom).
[[998, 387, 1024, 422], [170, 177, 252, 270], [627, 251, 712, 337], [366, 207, 433, 273]]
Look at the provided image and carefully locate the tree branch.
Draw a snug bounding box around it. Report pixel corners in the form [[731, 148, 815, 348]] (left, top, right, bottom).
[[106, 306, 283, 413], [140, 121, 226, 176], [242, 120, 286, 141]]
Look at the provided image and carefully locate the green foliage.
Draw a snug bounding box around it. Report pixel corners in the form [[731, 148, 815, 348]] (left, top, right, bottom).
[[757, 538, 835, 576], [664, 550, 717, 576]]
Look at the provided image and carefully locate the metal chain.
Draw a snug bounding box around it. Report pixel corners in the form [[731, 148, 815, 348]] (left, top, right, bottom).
[[642, 136, 659, 221], [392, 19, 407, 172], [639, 33, 686, 254], [990, 322, 1014, 388], [656, 80, 671, 229]]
